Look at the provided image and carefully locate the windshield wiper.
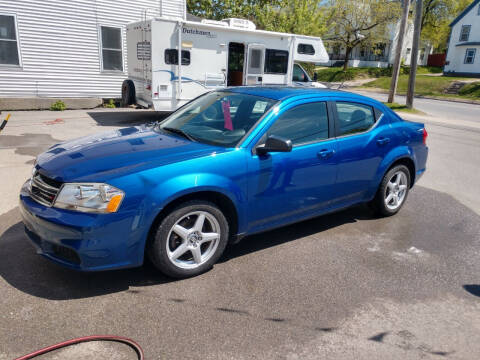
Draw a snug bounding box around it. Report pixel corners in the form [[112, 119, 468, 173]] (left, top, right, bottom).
[[161, 127, 197, 142]]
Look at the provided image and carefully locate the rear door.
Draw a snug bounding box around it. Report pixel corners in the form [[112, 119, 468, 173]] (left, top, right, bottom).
[[331, 99, 392, 208], [245, 44, 265, 85]]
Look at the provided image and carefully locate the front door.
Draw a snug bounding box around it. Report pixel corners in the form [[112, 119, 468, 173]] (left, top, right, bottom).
[[245, 44, 265, 85], [246, 101, 338, 233]]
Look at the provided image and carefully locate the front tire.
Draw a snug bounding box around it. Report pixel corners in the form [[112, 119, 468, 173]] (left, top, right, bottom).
[[148, 201, 229, 278], [371, 165, 411, 217]]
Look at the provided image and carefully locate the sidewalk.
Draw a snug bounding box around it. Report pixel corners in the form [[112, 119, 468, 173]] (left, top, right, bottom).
[[395, 112, 480, 132]]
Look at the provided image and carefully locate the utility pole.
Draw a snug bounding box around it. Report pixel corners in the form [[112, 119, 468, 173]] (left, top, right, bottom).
[[406, 0, 423, 108], [388, 0, 410, 103]]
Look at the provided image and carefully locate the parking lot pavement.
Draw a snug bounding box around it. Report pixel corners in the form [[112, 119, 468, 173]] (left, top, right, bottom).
[[1, 109, 480, 359]]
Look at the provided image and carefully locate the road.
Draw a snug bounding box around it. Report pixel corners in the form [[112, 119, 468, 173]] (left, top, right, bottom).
[[0, 107, 479, 359], [351, 89, 480, 125]]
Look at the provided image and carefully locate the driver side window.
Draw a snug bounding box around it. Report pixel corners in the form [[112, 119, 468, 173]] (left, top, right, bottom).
[[267, 102, 329, 146], [292, 64, 307, 82]]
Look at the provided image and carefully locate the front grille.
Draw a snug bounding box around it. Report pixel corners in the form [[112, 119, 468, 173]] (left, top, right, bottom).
[[30, 172, 62, 206]]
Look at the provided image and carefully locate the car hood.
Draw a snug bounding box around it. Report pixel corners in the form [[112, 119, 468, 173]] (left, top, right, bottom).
[[36, 125, 225, 182]]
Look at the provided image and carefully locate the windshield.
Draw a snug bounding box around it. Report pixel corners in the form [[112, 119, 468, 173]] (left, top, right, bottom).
[[157, 91, 277, 147]]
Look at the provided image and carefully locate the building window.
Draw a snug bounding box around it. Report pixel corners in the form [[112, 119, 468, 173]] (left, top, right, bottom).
[[164, 49, 191, 65], [264, 49, 288, 74], [0, 14, 20, 66], [297, 43, 315, 55], [100, 26, 123, 71], [464, 48, 476, 64], [406, 48, 411, 55], [459, 25, 471, 42]]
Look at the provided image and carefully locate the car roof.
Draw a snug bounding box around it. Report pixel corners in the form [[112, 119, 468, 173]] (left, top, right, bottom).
[[226, 86, 378, 104]]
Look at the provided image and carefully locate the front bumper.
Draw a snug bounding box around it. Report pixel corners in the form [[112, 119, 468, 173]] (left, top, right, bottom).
[[19, 181, 146, 271]]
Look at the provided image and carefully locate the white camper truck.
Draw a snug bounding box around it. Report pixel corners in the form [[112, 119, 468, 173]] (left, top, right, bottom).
[[123, 17, 329, 111]]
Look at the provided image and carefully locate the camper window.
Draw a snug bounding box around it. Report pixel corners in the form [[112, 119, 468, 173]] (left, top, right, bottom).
[[297, 44, 315, 55], [100, 26, 123, 71], [0, 14, 21, 66], [264, 49, 288, 74], [165, 49, 191, 65]]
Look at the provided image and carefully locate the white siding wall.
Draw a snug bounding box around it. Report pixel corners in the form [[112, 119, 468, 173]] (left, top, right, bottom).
[[444, 2, 480, 75], [160, 0, 186, 18], [0, 0, 185, 98]]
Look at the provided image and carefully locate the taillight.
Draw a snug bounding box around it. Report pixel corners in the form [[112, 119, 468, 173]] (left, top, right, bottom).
[[422, 128, 428, 145]]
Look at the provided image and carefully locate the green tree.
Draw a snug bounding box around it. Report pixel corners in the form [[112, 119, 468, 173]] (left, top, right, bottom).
[[187, 0, 279, 21], [421, 0, 471, 52], [255, 0, 327, 36], [325, 0, 401, 70]]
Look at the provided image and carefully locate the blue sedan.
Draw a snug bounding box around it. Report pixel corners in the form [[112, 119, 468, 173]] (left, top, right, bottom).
[[19, 87, 428, 278]]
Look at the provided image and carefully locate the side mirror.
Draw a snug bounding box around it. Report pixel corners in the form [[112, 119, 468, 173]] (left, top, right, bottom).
[[256, 135, 292, 155], [313, 72, 318, 81]]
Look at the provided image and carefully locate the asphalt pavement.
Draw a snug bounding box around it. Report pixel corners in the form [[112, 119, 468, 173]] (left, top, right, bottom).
[[0, 105, 479, 359]]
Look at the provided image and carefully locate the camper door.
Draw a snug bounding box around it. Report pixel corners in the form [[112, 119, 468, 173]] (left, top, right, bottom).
[[245, 44, 265, 85]]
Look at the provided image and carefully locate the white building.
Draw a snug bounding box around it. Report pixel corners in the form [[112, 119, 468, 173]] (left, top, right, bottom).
[[322, 20, 432, 68], [0, 0, 186, 100], [444, 0, 480, 77]]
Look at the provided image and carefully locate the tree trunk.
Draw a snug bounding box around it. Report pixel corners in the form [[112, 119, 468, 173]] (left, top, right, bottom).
[[343, 47, 352, 70]]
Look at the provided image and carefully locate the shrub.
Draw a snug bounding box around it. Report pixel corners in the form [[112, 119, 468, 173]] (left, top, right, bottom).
[[458, 82, 480, 98], [315, 68, 356, 82], [104, 99, 116, 108], [50, 100, 66, 111]]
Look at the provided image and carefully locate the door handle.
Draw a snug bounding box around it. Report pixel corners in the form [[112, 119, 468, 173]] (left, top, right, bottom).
[[376, 137, 390, 146], [318, 149, 335, 159]]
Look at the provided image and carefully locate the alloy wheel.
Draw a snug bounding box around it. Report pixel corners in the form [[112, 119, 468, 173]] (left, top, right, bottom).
[[166, 211, 221, 269], [384, 171, 408, 210]]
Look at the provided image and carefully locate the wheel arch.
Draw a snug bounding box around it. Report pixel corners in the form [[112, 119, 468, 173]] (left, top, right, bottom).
[[145, 190, 240, 255], [367, 152, 417, 201], [385, 156, 416, 188]]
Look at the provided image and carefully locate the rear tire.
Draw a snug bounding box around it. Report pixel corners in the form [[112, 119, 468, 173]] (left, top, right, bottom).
[[370, 164, 411, 217], [121, 80, 136, 107], [147, 201, 229, 279]]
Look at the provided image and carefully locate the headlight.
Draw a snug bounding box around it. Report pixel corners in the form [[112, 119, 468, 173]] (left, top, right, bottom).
[[54, 183, 124, 213]]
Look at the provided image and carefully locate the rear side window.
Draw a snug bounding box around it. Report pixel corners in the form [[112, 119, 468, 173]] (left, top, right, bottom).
[[267, 102, 329, 146], [165, 49, 190, 65], [335, 102, 375, 136], [264, 49, 288, 74], [297, 43, 315, 55]]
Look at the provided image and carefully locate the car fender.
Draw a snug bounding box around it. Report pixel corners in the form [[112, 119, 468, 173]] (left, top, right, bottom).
[[366, 145, 416, 199], [141, 172, 246, 240]]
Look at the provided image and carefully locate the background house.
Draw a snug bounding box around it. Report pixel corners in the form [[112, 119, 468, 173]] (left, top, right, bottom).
[[444, 0, 480, 77], [0, 0, 186, 102], [321, 20, 432, 68]]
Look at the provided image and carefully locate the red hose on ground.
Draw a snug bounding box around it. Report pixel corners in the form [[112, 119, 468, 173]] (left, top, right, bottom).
[[14, 335, 144, 360]]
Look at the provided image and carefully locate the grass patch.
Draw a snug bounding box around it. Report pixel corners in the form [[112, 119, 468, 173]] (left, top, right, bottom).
[[315, 66, 442, 82], [383, 102, 424, 115], [363, 75, 480, 99]]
